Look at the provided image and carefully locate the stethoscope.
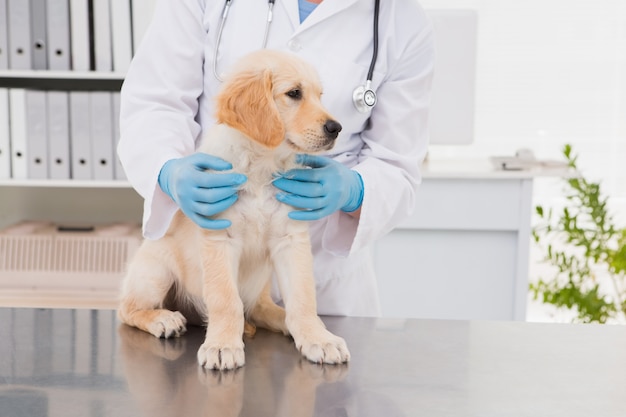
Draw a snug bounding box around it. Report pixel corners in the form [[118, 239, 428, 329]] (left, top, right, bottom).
[[212, 0, 380, 114]]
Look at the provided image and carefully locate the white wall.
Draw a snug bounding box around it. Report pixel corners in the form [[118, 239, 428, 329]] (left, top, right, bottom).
[[421, 0, 626, 320]]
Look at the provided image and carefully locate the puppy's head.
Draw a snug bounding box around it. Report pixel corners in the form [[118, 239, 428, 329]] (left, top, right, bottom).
[[215, 50, 341, 153]]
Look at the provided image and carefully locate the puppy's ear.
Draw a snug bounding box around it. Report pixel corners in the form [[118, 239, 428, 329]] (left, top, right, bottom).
[[215, 69, 285, 148]]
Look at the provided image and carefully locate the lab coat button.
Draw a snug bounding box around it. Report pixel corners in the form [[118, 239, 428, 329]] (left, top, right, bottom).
[[287, 39, 301, 52]]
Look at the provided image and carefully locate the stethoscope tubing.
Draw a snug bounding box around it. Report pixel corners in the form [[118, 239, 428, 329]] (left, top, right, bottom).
[[367, 0, 380, 83], [263, 0, 276, 48], [212, 0, 233, 82], [213, 0, 275, 82]]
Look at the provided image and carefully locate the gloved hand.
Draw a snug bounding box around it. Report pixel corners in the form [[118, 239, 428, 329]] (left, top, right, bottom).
[[273, 154, 364, 221], [158, 153, 247, 229]]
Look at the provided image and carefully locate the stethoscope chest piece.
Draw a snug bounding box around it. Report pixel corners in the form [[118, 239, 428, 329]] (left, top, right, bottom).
[[352, 0, 380, 113], [352, 81, 377, 113]]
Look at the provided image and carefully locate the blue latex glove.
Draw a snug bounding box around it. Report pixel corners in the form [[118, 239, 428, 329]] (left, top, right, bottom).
[[158, 153, 247, 229], [273, 154, 364, 221]]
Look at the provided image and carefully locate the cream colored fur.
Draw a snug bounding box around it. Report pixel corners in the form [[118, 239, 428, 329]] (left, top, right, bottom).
[[118, 50, 350, 370]]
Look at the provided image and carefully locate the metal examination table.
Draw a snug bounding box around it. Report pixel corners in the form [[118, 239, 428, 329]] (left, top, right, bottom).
[[1, 307, 625, 416]]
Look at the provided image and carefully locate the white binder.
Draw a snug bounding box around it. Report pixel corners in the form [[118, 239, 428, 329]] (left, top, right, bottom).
[[25, 90, 48, 179], [89, 91, 114, 180], [111, 92, 126, 180], [9, 89, 27, 179], [45, 0, 70, 70], [69, 91, 92, 180], [131, 0, 157, 53], [30, 0, 48, 70], [7, 0, 32, 69], [110, 0, 132, 73], [0, 0, 8, 69], [93, 0, 112, 72], [0, 88, 10, 179], [69, 0, 89, 71], [47, 91, 70, 180]]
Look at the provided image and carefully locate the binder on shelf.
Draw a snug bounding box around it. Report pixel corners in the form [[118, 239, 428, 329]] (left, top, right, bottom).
[[131, 0, 157, 53], [92, 0, 112, 72], [112, 92, 126, 180], [45, 0, 71, 71], [25, 89, 48, 179], [69, 91, 92, 180], [7, 0, 32, 69], [0, 88, 10, 179], [89, 91, 114, 180], [69, 0, 90, 71], [30, 0, 48, 70], [9, 89, 28, 179], [47, 91, 70, 180], [0, 0, 8, 69], [110, 0, 132, 73]]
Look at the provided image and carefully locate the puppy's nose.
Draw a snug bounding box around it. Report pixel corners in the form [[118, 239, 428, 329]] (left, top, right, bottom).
[[323, 119, 342, 139]]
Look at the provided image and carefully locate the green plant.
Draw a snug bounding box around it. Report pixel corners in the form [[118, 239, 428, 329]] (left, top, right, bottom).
[[531, 144, 626, 323]]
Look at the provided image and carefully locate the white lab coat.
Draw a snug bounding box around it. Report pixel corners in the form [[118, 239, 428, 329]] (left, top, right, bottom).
[[118, 0, 434, 317]]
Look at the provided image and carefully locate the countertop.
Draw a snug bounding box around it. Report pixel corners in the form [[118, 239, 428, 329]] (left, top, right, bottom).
[[421, 157, 573, 180], [1, 308, 625, 417]]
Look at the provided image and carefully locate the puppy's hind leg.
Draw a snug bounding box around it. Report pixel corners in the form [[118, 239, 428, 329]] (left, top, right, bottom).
[[118, 243, 187, 339], [249, 281, 288, 336]]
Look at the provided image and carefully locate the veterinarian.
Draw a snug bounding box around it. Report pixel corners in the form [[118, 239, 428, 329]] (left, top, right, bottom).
[[118, 0, 434, 317]]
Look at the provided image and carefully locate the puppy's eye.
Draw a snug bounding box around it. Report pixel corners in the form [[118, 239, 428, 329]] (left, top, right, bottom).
[[286, 89, 302, 100]]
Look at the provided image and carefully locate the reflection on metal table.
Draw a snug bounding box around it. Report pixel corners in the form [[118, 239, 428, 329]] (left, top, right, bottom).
[[1, 308, 626, 416]]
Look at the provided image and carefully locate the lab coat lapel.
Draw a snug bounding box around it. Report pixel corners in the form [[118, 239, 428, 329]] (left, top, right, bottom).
[[278, 0, 360, 35], [278, 0, 300, 30]]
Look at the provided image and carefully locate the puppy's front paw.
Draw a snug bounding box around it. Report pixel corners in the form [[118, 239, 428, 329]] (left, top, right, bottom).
[[197, 340, 245, 370], [146, 310, 187, 339], [295, 329, 350, 365]]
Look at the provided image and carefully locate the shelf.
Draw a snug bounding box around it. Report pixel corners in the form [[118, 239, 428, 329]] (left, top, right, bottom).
[[0, 70, 125, 91], [0, 70, 126, 79], [0, 179, 132, 188]]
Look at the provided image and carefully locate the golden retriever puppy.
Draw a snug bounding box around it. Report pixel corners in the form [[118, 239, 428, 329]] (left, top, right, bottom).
[[118, 50, 350, 370]]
